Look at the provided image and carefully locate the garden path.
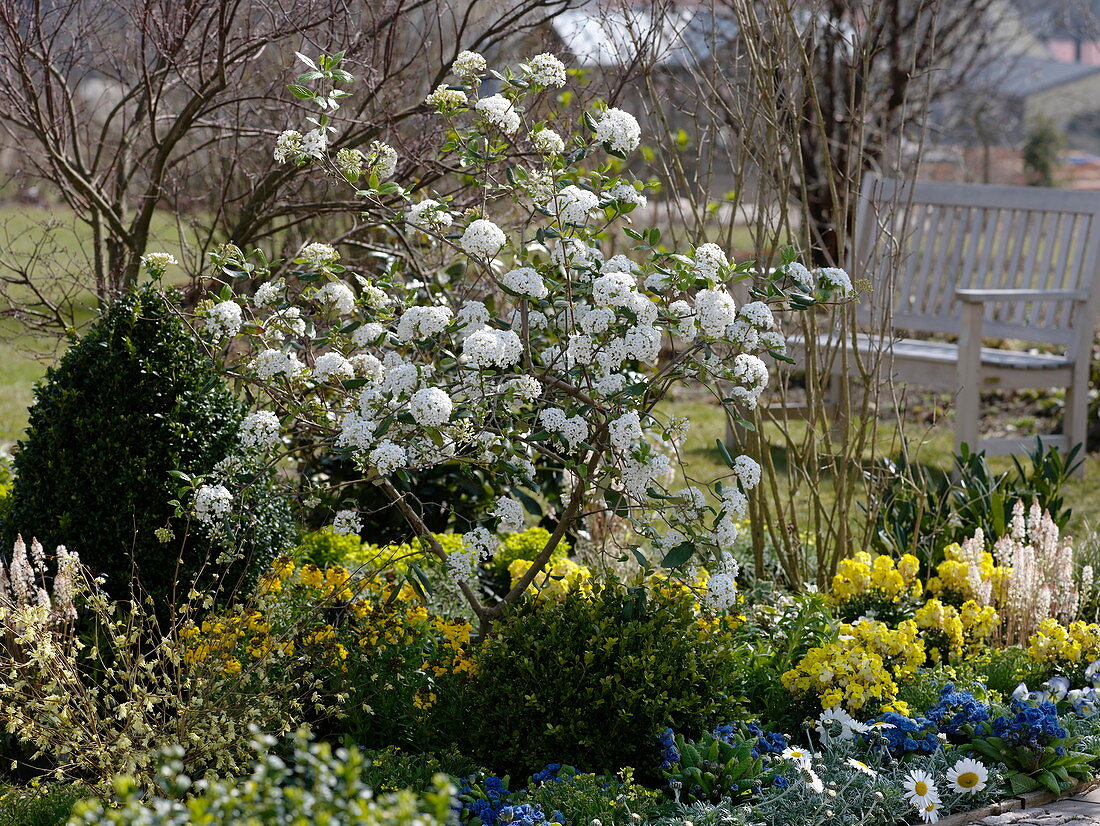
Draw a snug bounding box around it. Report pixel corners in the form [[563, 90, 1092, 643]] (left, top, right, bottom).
[[971, 787, 1100, 824]]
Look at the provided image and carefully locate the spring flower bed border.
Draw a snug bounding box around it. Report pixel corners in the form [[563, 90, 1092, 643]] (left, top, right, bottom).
[[933, 779, 1099, 826]]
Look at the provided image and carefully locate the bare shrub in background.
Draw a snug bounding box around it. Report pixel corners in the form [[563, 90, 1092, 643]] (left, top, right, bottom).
[[0, 0, 576, 336], [625, 0, 1008, 587]]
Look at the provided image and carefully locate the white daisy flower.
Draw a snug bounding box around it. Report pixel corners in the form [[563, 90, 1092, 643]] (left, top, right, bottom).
[[946, 758, 988, 794]]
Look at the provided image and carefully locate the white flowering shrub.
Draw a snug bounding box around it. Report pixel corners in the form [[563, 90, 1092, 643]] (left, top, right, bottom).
[[193, 51, 853, 628]]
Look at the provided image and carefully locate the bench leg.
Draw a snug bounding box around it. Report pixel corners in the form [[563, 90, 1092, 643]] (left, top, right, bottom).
[[956, 303, 983, 454], [1064, 378, 1088, 478]]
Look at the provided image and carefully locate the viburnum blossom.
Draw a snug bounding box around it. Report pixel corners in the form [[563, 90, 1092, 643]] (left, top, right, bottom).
[[491, 496, 526, 534], [461, 219, 507, 259], [525, 53, 567, 87], [300, 242, 339, 269], [198, 50, 845, 624], [592, 107, 641, 154], [532, 128, 565, 156], [332, 509, 362, 536], [548, 185, 599, 225], [425, 85, 466, 111], [141, 252, 177, 272], [273, 130, 303, 163], [194, 484, 233, 526], [239, 410, 281, 449], [313, 352, 354, 381], [452, 50, 487, 78], [206, 301, 242, 339], [315, 281, 355, 315], [365, 140, 398, 180], [501, 267, 548, 299], [406, 199, 454, 232], [409, 387, 453, 427], [475, 94, 520, 135], [396, 305, 452, 341]]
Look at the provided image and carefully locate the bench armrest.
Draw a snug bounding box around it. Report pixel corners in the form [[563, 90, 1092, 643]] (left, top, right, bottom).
[[956, 288, 1089, 303]]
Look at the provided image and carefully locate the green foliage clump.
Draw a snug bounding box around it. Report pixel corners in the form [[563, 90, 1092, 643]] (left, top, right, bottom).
[[7, 286, 292, 605], [67, 730, 456, 825], [867, 440, 1079, 567], [463, 581, 743, 778], [516, 766, 663, 825], [661, 727, 777, 804], [975, 647, 1051, 698], [0, 784, 80, 826], [294, 527, 364, 568], [360, 747, 481, 794], [488, 528, 570, 576]]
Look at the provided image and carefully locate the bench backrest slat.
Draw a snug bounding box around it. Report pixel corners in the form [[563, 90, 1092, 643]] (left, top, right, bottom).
[[851, 176, 1100, 354]]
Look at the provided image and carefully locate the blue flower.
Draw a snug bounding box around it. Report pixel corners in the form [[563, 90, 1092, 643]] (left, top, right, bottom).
[[867, 712, 939, 755], [926, 685, 990, 736], [658, 728, 681, 770], [989, 700, 1068, 750], [531, 764, 563, 785]]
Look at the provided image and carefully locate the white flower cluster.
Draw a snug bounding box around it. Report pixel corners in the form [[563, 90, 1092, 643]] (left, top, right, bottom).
[[254, 280, 284, 306], [369, 439, 408, 475], [141, 252, 178, 272], [315, 281, 355, 315], [273, 130, 302, 163], [526, 53, 567, 87], [548, 185, 598, 226], [453, 50, 487, 78], [253, 348, 303, 380], [461, 219, 507, 260], [693, 243, 728, 283], [609, 411, 643, 452], [475, 94, 520, 135], [785, 263, 855, 297], [501, 266, 548, 299], [818, 267, 855, 296], [425, 85, 467, 110], [335, 148, 364, 178], [313, 352, 354, 381], [695, 289, 738, 338], [239, 410, 281, 450], [732, 454, 762, 489], [609, 182, 646, 209], [207, 300, 243, 339], [532, 128, 565, 156], [406, 199, 454, 233], [701, 553, 740, 613], [728, 354, 769, 408], [539, 407, 589, 450], [352, 323, 385, 347], [300, 128, 328, 159], [409, 387, 453, 427], [396, 305, 452, 341], [300, 242, 339, 269], [462, 328, 523, 369], [448, 526, 498, 584], [332, 509, 362, 536], [194, 484, 232, 526], [365, 140, 398, 180], [491, 495, 525, 533], [621, 452, 672, 498], [592, 107, 641, 154]]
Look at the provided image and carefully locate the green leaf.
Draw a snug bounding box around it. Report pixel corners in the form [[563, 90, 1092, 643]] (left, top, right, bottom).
[[288, 84, 315, 100], [661, 542, 695, 569]]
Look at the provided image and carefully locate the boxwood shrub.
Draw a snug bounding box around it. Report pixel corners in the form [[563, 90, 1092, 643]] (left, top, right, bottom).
[[7, 286, 292, 607], [462, 581, 743, 778]]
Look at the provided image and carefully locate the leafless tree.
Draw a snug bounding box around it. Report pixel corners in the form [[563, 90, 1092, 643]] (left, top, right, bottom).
[[0, 0, 575, 336]]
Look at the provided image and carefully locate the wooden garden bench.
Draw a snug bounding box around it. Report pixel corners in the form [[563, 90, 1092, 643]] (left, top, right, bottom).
[[826, 175, 1100, 456]]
